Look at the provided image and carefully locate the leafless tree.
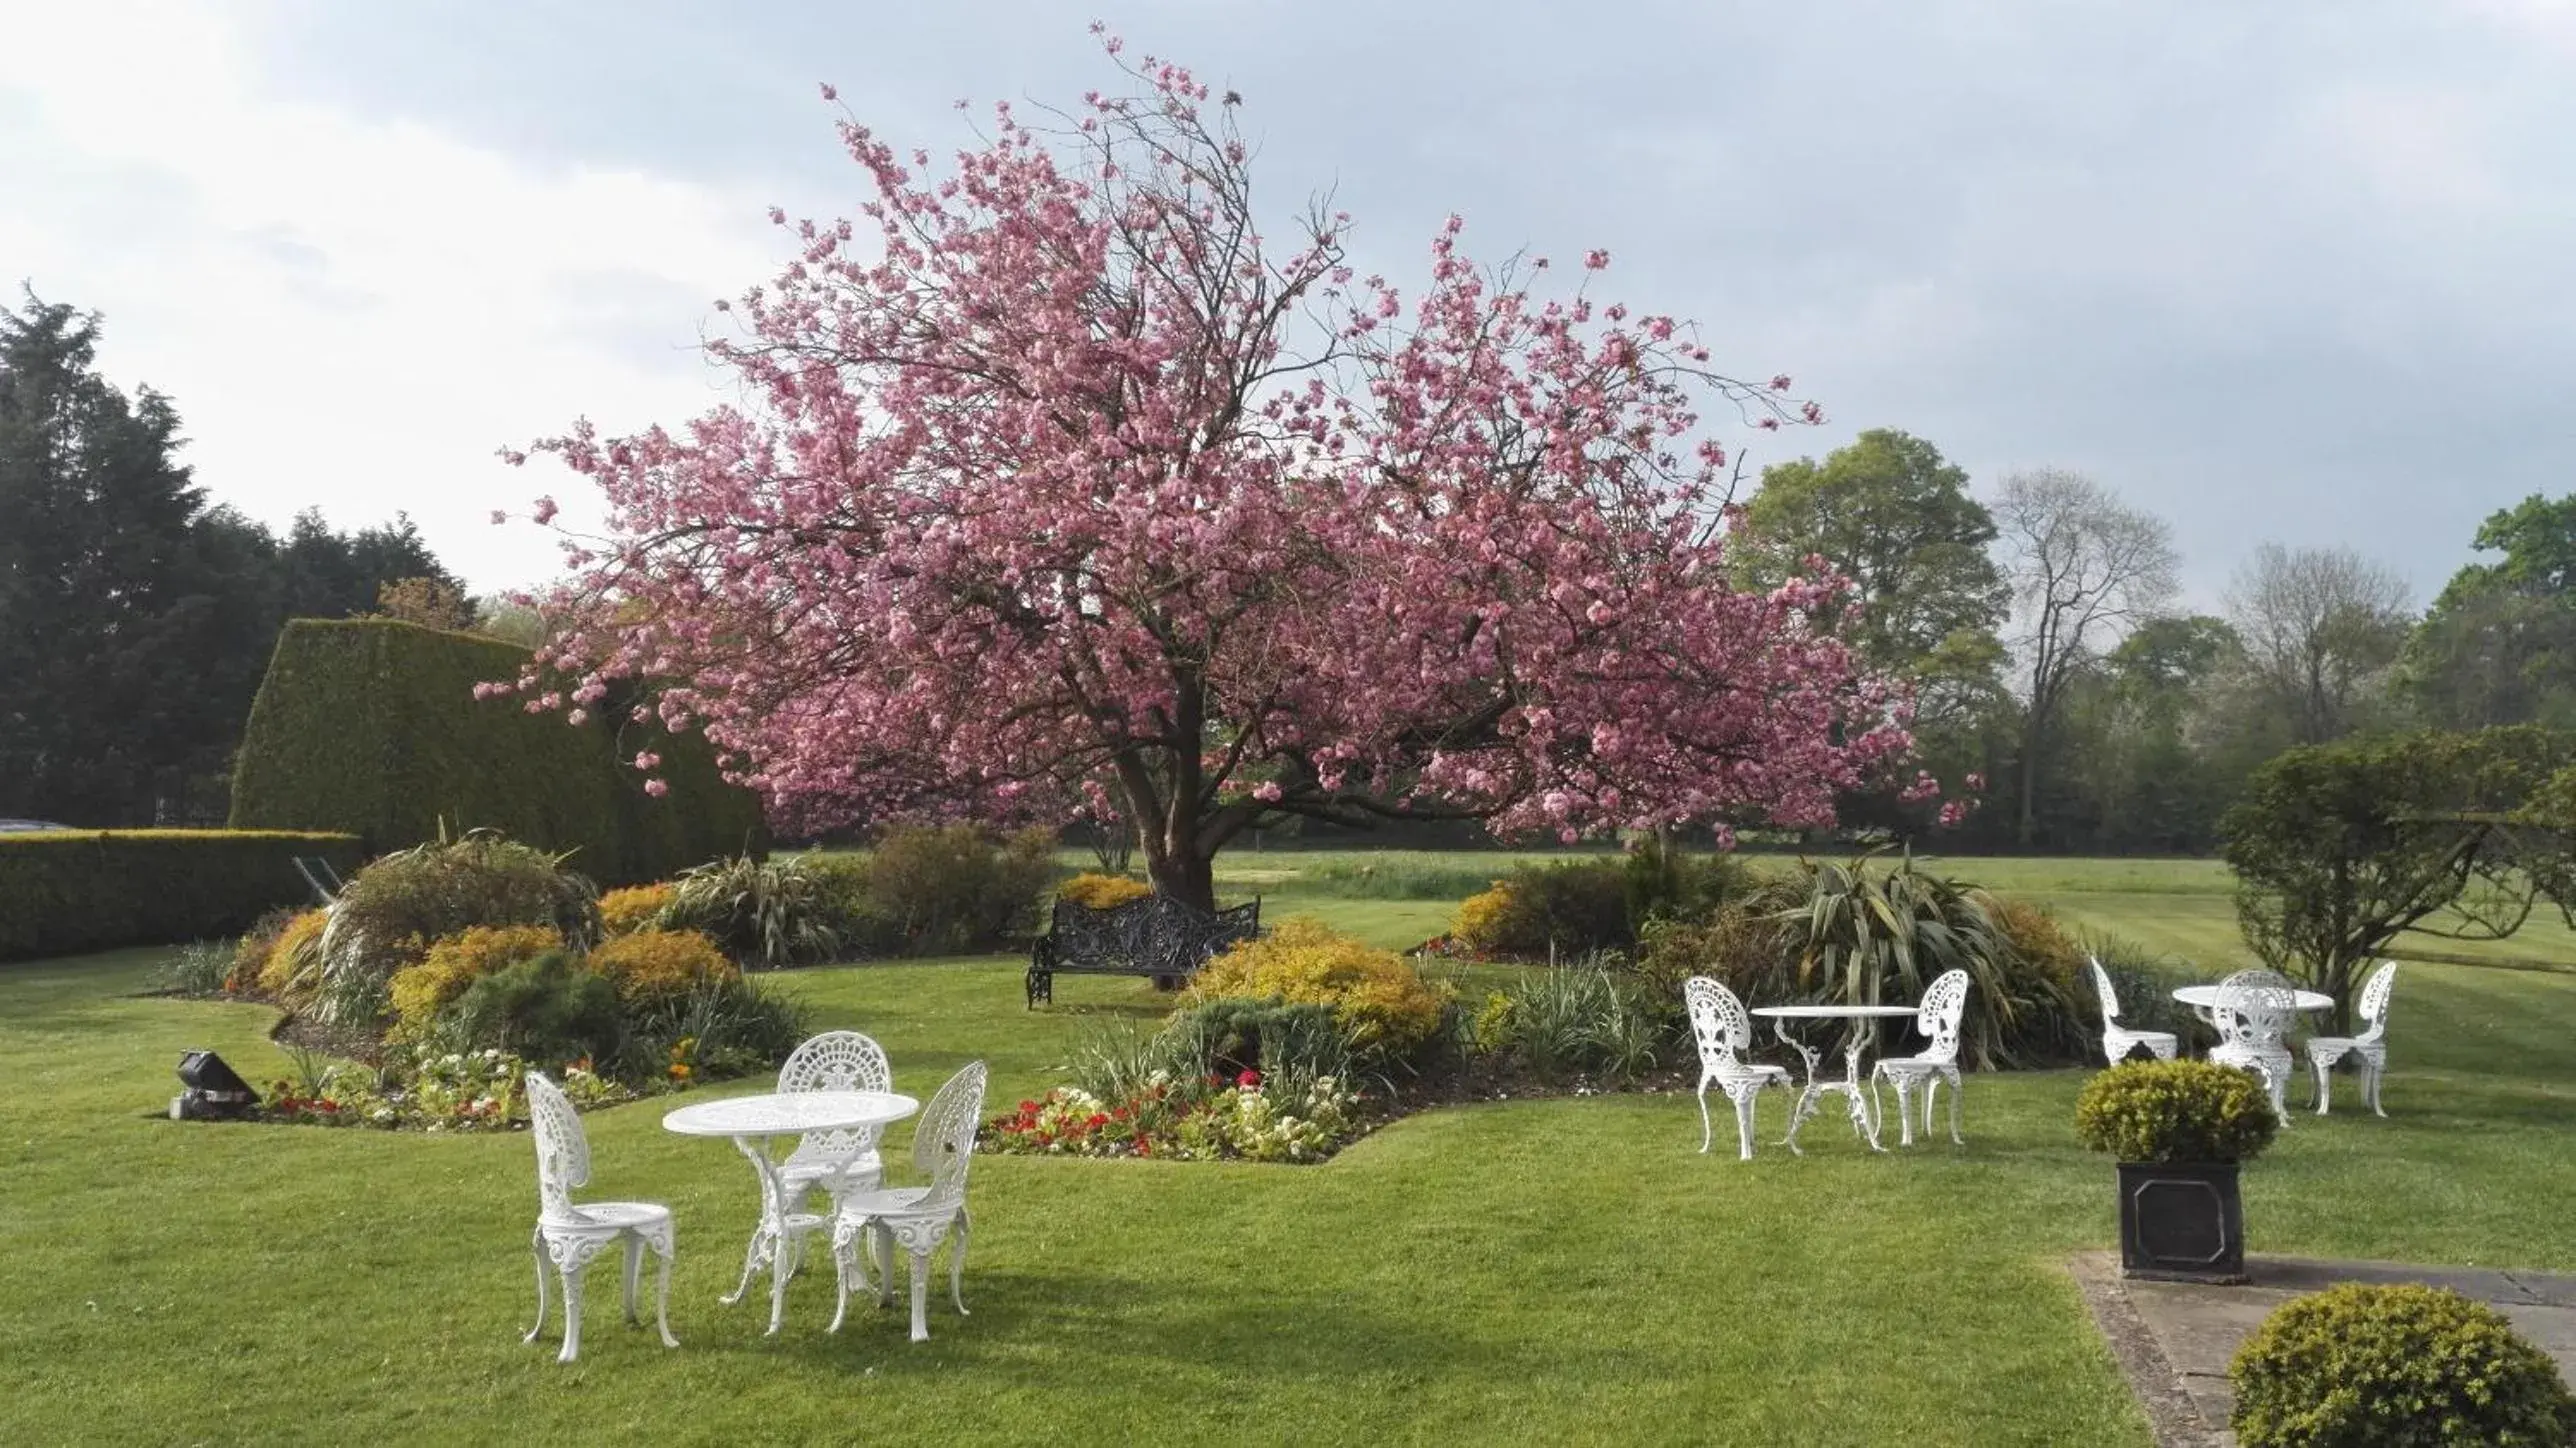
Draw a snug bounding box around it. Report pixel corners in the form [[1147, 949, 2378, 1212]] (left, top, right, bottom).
[[2225, 542, 2414, 746], [1994, 469, 2181, 846]]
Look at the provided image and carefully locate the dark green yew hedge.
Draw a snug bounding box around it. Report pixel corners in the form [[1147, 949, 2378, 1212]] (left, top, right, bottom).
[[0, 829, 362, 961], [227, 619, 763, 887]]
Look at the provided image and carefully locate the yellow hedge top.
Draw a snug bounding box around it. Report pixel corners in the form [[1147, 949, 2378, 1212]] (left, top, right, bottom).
[[1190, 917, 1450, 1053]]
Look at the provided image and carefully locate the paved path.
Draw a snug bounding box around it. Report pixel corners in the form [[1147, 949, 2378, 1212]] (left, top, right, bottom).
[[2071, 1252, 2576, 1447]]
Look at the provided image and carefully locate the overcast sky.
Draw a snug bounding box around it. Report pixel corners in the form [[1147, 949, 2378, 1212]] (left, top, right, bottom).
[[5, 0, 2570, 608]]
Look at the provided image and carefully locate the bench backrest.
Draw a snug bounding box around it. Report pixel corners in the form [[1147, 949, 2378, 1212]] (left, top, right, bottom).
[[1048, 893, 1261, 975]]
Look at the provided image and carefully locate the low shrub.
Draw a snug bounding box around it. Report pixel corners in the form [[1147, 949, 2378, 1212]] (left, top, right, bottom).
[[1622, 834, 1751, 928], [386, 924, 563, 1037], [587, 927, 737, 1007], [622, 972, 807, 1084], [860, 825, 1057, 954], [597, 883, 676, 937], [1486, 967, 1671, 1084], [440, 950, 623, 1069], [1632, 907, 1789, 1017], [1190, 918, 1449, 1057], [988, 1075, 1363, 1163], [0, 828, 362, 961], [153, 941, 235, 997], [658, 854, 842, 966], [1450, 883, 1516, 954], [1057, 872, 1153, 910], [2075, 1058, 2279, 1164], [312, 830, 601, 1026], [1453, 860, 1634, 960], [2230, 1283, 2576, 1447], [225, 908, 299, 993], [1158, 998, 1357, 1097]]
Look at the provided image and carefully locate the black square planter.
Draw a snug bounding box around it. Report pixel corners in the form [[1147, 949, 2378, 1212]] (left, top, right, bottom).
[[2116, 1161, 2245, 1284]]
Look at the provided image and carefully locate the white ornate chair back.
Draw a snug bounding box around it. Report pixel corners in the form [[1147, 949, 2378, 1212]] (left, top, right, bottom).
[[1914, 969, 1971, 1065], [1683, 976, 1757, 1072], [779, 1030, 894, 1170], [2087, 956, 2122, 1025], [2215, 969, 2294, 1051], [525, 1071, 588, 1221], [2356, 960, 2399, 1044], [912, 1061, 989, 1212]]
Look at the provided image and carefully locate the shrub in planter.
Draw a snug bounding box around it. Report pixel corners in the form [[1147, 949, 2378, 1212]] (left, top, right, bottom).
[[1190, 918, 1449, 1057], [439, 950, 623, 1069], [387, 924, 564, 1037], [587, 927, 738, 1007], [1057, 872, 1153, 910], [2230, 1283, 2576, 1447], [2077, 1059, 2278, 1283], [598, 883, 676, 937]]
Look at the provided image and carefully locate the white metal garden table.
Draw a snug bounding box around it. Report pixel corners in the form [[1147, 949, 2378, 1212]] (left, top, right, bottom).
[[662, 1090, 918, 1335], [1748, 1004, 1921, 1154], [2170, 984, 2335, 1016]]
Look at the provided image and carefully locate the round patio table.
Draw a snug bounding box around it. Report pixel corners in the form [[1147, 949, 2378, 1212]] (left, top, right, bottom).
[[663, 1090, 918, 1335], [2170, 984, 2335, 1014], [1748, 1004, 1922, 1154]]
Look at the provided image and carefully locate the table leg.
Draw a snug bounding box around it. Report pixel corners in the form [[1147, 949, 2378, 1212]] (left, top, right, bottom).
[[721, 1134, 798, 1334], [1775, 1024, 1824, 1156], [1840, 1034, 1888, 1153]]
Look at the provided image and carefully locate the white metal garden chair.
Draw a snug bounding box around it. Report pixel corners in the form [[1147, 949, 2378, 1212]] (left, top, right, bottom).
[[523, 1071, 678, 1363], [722, 1031, 896, 1309], [2088, 955, 2178, 1065], [2306, 960, 2398, 1117], [1683, 976, 1793, 1160], [1871, 969, 1971, 1147], [829, 1060, 988, 1342], [2208, 969, 2297, 1124]]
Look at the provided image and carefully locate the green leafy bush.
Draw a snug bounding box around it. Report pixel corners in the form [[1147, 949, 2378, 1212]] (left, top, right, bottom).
[[227, 618, 763, 885], [311, 830, 602, 1026], [1156, 998, 1357, 1099], [622, 972, 807, 1083], [1452, 858, 1634, 959], [1189, 918, 1450, 1057], [657, 854, 842, 966], [2230, 1283, 2576, 1447], [2075, 1059, 2279, 1164], [1488, 967, 1671, 1084], [386, 924, 564, 1037], [440, 949, 623, 1069], [857, 825, 1057, 954], [0, 829, 361, 961]]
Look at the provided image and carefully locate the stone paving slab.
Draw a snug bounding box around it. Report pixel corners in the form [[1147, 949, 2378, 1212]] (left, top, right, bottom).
[[2071, 1252, 2576, 1447]]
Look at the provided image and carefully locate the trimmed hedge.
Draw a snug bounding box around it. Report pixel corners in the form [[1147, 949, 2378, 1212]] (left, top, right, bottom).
[[0, 830, 362, 961], [227, 619, 763, 886]]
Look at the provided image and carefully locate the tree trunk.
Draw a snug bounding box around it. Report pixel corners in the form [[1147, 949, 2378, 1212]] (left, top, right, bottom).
[[1138, 820, 1219, 914]]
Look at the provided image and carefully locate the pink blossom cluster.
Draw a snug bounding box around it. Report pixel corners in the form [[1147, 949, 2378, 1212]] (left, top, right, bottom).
[[494, 37, 1930, 863]]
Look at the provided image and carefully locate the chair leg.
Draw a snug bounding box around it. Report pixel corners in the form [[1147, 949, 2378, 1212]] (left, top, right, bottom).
[[1945, 1068, 1963, 1145], [523, 1229, 550, 1345], [2310, 1056, 2333, 1116], [1921, 1075, 1940, 1138], [652, 1235, 677, 1348], [1731, 1088, 1759, 1162], [2366, 1058, 2387, 1117], [908, 1249, 931, 1342], [950, 1211, 971, 1316], [622, 1237, 644, 1324], [875, 1222, 897, 1309], [1890, 1076, 1917, 1147], [557, 1264, 586, 1364], [1696, 1079, 1714, 1155], [828, 1218, 858, 1334], [766, 1228, 793, 1336]]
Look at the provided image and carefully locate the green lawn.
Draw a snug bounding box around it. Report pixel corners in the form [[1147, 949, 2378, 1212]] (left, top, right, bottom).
[[3, 862, 2572, 1445]]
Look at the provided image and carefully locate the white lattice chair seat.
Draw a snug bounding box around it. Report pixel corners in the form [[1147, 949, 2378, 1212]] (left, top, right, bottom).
[[831, 1061, 987, 1342], [524, 1073, 678, 1364]]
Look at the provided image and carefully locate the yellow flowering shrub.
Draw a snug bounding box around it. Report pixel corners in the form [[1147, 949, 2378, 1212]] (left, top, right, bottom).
[[1058, 872, 1153, 910], [1190, 917, 1449, 1054], [387, 924, 563, 1035], [1449, 883, 1516, 956], [587, 928, 738, 1007], [598, 883, 677, 937], [252, 909, 332, 1001]]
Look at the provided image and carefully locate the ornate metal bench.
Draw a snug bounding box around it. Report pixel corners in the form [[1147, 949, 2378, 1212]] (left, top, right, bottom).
[[1025, 893, 1262, 1007]]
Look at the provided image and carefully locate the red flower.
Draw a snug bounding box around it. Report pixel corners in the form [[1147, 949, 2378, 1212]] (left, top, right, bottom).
[[1018, 1100, 1038, 1115], [1086, 1112, 1110, 1129], [1237, 1069, 1261, 1089]]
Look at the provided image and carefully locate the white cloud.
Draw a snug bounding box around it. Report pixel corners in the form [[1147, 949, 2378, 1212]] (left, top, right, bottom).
[[0, 0, 790, 591]]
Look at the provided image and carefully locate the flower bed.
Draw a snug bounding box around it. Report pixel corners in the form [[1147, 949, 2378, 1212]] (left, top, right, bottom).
[[987, 1069, 1364, 1163], [259, 1049, 645, 1132]]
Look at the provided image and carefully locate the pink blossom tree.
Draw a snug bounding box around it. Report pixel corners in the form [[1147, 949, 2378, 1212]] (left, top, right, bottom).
[[500, 39, 1930, 912]]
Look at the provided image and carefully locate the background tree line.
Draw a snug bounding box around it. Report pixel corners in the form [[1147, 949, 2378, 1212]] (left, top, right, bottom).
[[1737, 427, 2576, 854], [0, 294, 493, 826]]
